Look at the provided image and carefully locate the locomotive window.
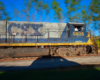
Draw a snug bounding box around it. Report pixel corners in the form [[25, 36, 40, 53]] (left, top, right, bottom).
[[74, 26, 83, 31]]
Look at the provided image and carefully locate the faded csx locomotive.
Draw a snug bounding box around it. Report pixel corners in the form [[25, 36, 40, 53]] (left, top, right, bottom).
[[0, 20, 98, 58]]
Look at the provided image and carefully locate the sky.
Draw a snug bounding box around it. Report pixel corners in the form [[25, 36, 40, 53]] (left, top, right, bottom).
[[0, 0, 99, 36], [0, 0, 91, 22]]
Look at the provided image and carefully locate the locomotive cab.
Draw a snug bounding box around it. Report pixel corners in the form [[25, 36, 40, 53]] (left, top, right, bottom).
[[67, 22, 87, 38], [67, 22, 89, 43]]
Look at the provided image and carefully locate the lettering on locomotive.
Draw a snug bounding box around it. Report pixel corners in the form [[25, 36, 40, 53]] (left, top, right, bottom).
[[73, 32, 84, 36]]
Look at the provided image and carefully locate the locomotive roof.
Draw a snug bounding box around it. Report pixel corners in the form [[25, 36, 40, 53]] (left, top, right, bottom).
[[68, 22, 85, 24]]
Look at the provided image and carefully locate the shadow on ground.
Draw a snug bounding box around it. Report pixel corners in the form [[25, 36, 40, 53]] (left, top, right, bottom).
[[0, 56, 100, 80], [0, 56, 81, 71]]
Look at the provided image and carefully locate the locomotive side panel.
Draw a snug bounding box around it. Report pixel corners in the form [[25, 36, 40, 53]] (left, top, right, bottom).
[[0, 21, 93, 44], [7, 21, 67, 43], [0, 20, 7, 43]]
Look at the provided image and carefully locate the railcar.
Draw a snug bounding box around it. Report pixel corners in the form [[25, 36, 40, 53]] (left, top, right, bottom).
[[0, 20, 98, 58]]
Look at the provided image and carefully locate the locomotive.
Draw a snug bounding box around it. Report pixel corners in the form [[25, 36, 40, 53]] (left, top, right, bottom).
[[0, 20, 98, 58]]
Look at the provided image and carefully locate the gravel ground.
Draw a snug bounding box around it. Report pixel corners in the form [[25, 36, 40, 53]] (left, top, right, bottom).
[[0, 56, 100, 71]]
